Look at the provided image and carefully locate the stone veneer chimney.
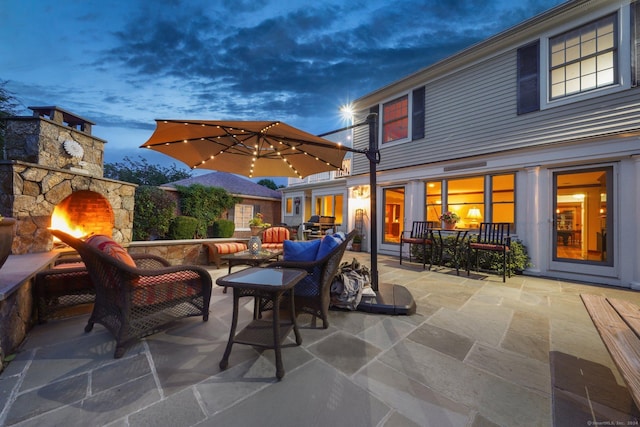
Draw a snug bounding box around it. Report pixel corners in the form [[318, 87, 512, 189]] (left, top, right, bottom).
[[0, 106, 136, 254]]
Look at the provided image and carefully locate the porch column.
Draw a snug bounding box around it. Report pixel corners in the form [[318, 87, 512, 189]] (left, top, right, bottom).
[[524, 166, 542, 274]]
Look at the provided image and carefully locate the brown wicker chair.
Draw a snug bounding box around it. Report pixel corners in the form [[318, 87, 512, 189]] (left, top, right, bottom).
[[262, 230, 356, 328], [50, 230, 212, 358]]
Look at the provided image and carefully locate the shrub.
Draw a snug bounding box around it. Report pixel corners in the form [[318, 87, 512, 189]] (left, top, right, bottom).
[[167, 216, 199, 240], [410, 237, 531, 275], [210, 219, 235, 238], [175, 184, 239, 238], [133, 186, 176, 240]]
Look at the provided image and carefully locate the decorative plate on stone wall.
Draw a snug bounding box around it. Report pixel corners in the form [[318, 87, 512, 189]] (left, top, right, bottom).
[[63, 140, 84, 158]]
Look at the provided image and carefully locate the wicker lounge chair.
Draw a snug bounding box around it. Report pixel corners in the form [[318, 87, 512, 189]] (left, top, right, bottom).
[[262, 230, 356, 328], [51, 229, 212, 358]]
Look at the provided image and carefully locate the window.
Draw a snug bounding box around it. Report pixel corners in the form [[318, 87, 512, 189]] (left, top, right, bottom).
[[491, 174, 515, 224], [285, 197, 293, 214], [382, 96, 408, 143], [315, 194, 344, 224], [234, 204, 253, 230], [447, 177, 484, 228], [425, 174, 516, 229], [549, 14, 618, 100], [425, 181, 442, 223]]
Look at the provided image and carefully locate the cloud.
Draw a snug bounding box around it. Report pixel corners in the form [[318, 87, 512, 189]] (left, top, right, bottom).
[[99, 0, 564, 127]]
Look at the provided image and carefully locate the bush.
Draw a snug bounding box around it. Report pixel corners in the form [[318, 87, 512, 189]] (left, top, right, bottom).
[[167, 216, 199, 240], [133, 186, 176, 240], [175, 184, 239, 238], [410, 236, 531, 275], [210, 219, 235, 238]]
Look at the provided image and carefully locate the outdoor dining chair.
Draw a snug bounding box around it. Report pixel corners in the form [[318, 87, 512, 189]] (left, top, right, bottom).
[[466, 222, 512, 282], [399, 221, 438, 269]]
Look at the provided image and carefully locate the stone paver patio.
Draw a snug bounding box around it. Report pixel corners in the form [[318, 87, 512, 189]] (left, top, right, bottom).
[[1, 253, 638, 426]]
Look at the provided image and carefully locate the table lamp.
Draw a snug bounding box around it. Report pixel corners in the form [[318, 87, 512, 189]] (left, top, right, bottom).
[[466, 207, 482, 228]]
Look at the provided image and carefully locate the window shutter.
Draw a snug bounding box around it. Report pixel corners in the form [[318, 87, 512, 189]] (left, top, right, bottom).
[[632, 1, 640, 86], [411, 87, 425, 140], [517, 41, 540, 115]]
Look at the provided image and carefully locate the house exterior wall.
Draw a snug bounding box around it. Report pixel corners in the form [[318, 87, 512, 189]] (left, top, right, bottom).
[[353, 2, 640, 175], [283, 0, 640, 288]]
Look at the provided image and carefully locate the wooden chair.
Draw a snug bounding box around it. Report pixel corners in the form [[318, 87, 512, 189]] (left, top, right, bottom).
[[262, 230, 356, 328], [399, 221, 437, 269], [51, 229, 212, 358], [466, 222, 512, 282]]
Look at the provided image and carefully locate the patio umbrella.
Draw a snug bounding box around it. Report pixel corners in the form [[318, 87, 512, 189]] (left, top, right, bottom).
[[140, 119, 347, 178]]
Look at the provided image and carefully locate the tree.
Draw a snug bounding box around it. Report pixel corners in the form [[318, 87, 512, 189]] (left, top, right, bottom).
[[133, 186, 177, 240], [175, 184, 239, 238], [104, 156, 191, 185], [0, 80, 21, 160], [256, 178, 278, 190]]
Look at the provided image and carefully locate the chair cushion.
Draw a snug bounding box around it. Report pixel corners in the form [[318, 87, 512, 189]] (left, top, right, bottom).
[[85, 235, 136, 267], [262, 242, 284, 250], [133, 274, 198, 306], [316, 234, 341, 260], [401, 237, 429, 244], [213, 242, 247, 254], [470, 243, 510, 252], [263, 227, 289, 244], [283, 239, 321, 261]]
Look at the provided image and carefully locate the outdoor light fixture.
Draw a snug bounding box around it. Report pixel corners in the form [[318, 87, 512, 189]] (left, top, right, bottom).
[[466, 207, 482, 228], [352, 185, 370, 199]]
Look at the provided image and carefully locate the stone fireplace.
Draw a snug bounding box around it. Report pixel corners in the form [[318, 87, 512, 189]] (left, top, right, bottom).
[[0, 106, 136, 253]]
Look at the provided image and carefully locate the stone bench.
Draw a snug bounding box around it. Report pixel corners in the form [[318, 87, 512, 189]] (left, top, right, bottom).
[[204, 242, 248, 269], [581, 294, 640, 410]]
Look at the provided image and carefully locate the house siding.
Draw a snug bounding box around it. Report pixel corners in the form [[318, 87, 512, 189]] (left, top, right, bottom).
[[353, 49, 640, 176], [286, 0, 640, 289]]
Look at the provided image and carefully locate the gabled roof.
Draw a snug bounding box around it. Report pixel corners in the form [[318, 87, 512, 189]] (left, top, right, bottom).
[[163, 171, 281, 200]]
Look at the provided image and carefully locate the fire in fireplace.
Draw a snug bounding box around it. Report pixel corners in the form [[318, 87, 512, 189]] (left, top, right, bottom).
[[51, 190, 115, 238]]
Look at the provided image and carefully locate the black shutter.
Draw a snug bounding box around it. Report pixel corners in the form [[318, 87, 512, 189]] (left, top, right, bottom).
[[411, 87, 425, 140], [632, 1, 640, 86], [517, 40, 540, 115]]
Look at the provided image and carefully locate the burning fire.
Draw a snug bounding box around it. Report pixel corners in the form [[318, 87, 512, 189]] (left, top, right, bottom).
[[50, 208, 88, 239]]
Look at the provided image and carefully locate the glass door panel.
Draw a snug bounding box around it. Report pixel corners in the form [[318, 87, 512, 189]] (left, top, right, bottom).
[[553, 167, 612, 265], [383, 187, 404, 244]]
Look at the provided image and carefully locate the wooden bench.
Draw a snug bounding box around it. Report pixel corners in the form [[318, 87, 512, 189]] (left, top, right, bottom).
[[581, 293, 640, 410], [204, 242, 248, 269]]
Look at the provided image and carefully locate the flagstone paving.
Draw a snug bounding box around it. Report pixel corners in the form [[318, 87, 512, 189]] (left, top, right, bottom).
[[1, 253, 639, 426]]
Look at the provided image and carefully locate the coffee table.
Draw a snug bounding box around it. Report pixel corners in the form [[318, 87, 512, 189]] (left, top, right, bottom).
[[220, 249, 282, 293], [216, 267, 307, 380], [221, 249, 282, 274]]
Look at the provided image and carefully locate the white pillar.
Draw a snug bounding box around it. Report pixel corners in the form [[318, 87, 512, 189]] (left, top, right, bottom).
[[524, 166, 542, 274]]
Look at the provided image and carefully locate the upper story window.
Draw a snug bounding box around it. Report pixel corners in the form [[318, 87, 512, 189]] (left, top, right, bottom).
[[382, 95, 408, 143], [549, 13, 618, 100]]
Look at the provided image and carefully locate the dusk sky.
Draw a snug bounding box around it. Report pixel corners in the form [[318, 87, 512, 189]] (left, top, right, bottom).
[[1, 0, 567, 171]]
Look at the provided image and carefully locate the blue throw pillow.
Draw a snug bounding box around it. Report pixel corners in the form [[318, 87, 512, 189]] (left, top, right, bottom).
[[283, 239, 321, 261], [316, 234, 341, 260]]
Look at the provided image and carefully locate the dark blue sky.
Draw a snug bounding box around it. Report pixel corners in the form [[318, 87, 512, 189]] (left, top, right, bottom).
[[1, 0, 566, 170]]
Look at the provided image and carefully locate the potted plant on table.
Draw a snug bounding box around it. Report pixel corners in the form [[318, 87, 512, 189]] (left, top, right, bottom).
[[439, 211, 460, 230], [248, 213, 271, 236]]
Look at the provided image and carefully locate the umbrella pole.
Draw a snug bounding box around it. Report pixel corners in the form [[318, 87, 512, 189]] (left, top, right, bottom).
[[319, 115, 416, 315], [366, 114, 380, 292]]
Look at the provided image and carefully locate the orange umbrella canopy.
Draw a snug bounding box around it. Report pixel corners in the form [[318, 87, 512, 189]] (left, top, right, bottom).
[[140, 120, 348, 178]]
